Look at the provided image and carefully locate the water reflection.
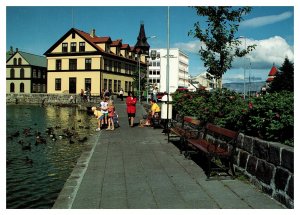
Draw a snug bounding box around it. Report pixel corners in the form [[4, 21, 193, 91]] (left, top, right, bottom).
[[6, 105, 96, 208]]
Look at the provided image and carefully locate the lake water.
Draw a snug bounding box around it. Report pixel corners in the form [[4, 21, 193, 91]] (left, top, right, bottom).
[[6, 104, 96, 208]]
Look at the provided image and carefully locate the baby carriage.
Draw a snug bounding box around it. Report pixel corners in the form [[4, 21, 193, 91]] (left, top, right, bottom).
[[113, 111, 120, 128]]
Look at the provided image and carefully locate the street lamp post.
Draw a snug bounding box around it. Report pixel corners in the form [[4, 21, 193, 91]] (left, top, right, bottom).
[[239, 36, 247, 99]]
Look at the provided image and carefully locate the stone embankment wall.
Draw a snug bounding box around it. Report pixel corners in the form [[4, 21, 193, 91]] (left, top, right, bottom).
[[235, 134, 293, 208], [6, 93, 102, 105]]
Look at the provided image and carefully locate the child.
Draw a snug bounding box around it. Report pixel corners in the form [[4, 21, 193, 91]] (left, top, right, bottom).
[[91, 106, 103, 131], [106, 100, 115, 130], [100, 97, 109, 128]]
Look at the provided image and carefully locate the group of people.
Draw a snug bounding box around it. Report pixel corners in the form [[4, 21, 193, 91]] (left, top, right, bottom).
[[92, 95, 117, 131], [92, 90, 162, 131]]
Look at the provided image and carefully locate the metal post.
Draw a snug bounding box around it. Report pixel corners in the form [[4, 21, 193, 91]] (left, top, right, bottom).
[[138, 56, 141, 102], [243, 37, 246, 100], [166, 6, 170, 137]]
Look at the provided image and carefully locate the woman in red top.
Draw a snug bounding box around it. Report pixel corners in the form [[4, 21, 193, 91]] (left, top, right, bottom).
[[126, 91, 137, 127]]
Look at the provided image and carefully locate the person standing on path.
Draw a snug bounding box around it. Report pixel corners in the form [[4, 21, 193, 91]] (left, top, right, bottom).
[[152, 87, 158, 102], [126, 91, 137, 127], [119, 88, 124, 101]]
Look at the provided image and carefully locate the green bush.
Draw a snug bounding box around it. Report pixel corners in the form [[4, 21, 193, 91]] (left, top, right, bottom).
[[171, 89, 294, 146]]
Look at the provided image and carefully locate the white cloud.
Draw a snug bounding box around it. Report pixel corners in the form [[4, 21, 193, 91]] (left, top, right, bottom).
[[233, 36, 294, 69], [174, 40, 204, 53], [240, 11, 293, 28]]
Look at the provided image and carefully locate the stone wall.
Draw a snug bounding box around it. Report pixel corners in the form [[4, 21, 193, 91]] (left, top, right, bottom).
[[235, 133, 293, 208], [6, 93, 102, 105]]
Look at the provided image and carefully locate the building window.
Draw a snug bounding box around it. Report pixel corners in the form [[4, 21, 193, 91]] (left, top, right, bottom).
[[157, 61, 160, 66], [129, 82, 132, 92], [10, 83, 15, 93], [125, 64, 128, 74], [125, 81, 128, 92], [104, 79, 108, 90], [32, 83, 36, 93], [71, 42, 76, 52], [118, 80, 121, 92], [85, 78, 91, 91], [109, 60, 112, 71], [55, 78, 61, 91], [38, 70, 41, 78], [32, 69, 37, 78], [157, 71, 160, 75], [118, 62, 121, 73], [108, 79, 112, 91], [13, 58, 17, 65], [20, 68, 25, 78], [37, 84, 41, 93], [104, 59, 108, 70], [20, 82, 25, 92], [62, 43, 68, 53], [114, 80, 117, 92], [85, 58, 92, 70], [79, 42, 85, 52], [114, 62, 117, 72], [72, 32, 75, 39], [56, 59, 62, 70], [18, 58, 22, 65], [10, 69, 15, 78], [69, 59, 77, 70]]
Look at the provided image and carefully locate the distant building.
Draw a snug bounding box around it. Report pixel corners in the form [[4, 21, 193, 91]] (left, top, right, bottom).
[[6, 47, 47, 93], [266, 64, 278, 89], [190, 72, 216, 91], [148, 48, 189, 93], [44, 27, 148, 95]]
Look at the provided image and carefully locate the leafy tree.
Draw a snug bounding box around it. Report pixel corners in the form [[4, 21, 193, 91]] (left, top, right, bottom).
[[268, 57, 294, 93], [189, 6, 256, 88]]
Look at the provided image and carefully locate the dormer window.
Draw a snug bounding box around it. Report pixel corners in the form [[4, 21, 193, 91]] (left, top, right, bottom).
[[79, 42, 85, 52], [18, 58, 22, 65], [72, 32, 76, 39], [62, 43, 68, 53], [71, 42, 76, 52]]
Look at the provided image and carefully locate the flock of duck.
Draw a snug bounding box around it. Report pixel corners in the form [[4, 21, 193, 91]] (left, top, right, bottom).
[[7, 121, 91, 167]]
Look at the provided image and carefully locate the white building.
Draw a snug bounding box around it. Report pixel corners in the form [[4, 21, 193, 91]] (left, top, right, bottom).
[[190, 72, 216, 91], [148, 48, 189, 93]]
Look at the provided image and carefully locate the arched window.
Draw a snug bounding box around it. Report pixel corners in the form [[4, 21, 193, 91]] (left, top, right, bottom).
[[32, 83, 36, 93], [20, 68, 25, 78], [10, 69, 15, 78], [13, 58, 17, 65], [20, 83, 25, 93], [10, 83, 15, 93], [18, 58, 22, 65]]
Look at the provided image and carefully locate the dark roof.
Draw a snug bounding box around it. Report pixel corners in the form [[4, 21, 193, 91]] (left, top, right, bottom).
[[134, 24, 150, 53], [266, 77, 274, 82]]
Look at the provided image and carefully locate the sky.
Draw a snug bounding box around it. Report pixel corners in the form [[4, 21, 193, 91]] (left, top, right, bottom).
[[4, 3, 295, 84]]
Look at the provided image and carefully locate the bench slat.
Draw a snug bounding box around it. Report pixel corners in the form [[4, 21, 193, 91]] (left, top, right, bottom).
[[206, 123, 238, 139]]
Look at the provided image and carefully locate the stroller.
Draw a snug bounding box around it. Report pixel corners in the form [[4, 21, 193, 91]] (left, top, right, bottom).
[[113, 111, 120, 128]]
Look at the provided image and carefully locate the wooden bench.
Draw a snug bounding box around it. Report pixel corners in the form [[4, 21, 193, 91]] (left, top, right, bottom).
[[185, 123, 238, 179], [168, 116, 204, 154]]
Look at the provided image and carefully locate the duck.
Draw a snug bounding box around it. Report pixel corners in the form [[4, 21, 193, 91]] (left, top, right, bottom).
[[22, 142, 31, 151]]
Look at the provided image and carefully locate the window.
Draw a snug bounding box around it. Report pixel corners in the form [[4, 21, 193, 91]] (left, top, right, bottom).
[[56, 59, 62, 70], [18, 58, 22, 65], [55, 78, 61, 91], [157, 61, 160, 66], [20, 68, 25, 78], [10, 83, 15, 93], [157, 79, 160, 83], [114, 80, 117, 92], [85, 58, 92, 70], [108, 79, 112, 91], [72, 32, 76, 39], [157, 71, 160, 75], [69, 59, 77, 70], [10, 69, 15, 78], [118, 62, 121, 73], [114, 62, 117, 72], [125, 81, 128, 92], [118, 80, 121, 92], [85, 78, 91, 91], [37, 84, 41, 93], [62, 43, 68, 52], [13, 58, 17, 65], [125, 64, 128, 74], [32, 83, 37, 93], [38, 70, 41, 78], [109, 60, 112, 71], [104, 79, 108, 90], [32, 69, 37, 78], [71, 42, 76, 52], [79, 42, 85, 52]]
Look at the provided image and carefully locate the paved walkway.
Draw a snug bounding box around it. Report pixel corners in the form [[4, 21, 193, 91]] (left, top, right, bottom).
[[53, 99, 286, 209]]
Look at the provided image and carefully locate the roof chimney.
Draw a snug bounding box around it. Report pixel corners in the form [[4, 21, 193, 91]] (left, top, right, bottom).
[[16, 48, 19, 53], [10, 46, 14, 55], [90, 29, 96, 38]]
